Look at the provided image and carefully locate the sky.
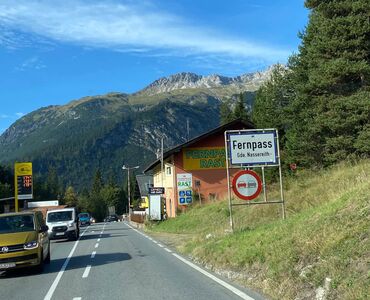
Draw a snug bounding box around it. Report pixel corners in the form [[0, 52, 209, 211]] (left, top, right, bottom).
[[0, 0, 309, 134]]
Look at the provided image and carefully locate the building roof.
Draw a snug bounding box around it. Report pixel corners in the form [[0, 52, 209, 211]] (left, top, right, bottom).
[[143, 118, 254, 173], [135, 174, 153, 197]]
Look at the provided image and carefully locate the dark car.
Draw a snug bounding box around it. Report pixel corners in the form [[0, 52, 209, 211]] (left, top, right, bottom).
[[105, 215, 118, 222]]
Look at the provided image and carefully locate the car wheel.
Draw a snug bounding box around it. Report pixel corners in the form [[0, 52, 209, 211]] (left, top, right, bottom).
[[70, 230, 78, 241], [35, 249, 44, 273], [45, 244, 51, 264]]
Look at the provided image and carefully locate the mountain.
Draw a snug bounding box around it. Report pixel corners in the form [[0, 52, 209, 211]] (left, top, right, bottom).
[[0, 68, 272, 190], [136, 69, 272, 97]]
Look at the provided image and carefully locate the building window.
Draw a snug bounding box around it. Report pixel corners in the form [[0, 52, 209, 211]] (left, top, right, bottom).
[[166, 166, 172, 176]]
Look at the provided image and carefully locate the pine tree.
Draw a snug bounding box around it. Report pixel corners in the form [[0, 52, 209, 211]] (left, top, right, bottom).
[[64, 186, 78, 207], [252, 64, 292, 134], [233, 93, 250, 123], [284, 0, 370, 166], [219, 99, 234, 125]]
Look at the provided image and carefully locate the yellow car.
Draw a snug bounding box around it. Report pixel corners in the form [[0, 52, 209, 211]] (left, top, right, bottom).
[[0, 211, 50, 272]]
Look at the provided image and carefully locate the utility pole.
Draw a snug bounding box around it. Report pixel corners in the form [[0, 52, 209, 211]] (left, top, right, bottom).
[[161, 136, 164, 186], [122, 165, 139, 220]]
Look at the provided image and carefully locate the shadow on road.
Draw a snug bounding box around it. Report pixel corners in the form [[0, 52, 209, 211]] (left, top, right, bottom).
[[0, 252, 132, 278]]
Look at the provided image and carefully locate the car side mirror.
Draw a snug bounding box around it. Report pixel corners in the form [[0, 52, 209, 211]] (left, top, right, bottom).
[[40, 225, 49, 233]]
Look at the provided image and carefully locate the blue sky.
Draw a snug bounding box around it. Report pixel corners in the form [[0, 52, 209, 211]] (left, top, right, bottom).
[[0, 0, 309, 134]]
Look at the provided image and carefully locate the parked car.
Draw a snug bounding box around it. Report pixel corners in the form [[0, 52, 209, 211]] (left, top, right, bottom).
[[46, 208, 79, 241], [78, 212, 91, 226], [0, 211, 50, 272], [104, 215, 118, 222]]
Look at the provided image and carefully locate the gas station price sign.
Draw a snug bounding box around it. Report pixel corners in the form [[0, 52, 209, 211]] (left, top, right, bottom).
[[15, 162, 33, 200]]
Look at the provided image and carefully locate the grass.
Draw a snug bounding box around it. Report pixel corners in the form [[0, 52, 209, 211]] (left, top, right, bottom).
[[146, 159, 370, 299]]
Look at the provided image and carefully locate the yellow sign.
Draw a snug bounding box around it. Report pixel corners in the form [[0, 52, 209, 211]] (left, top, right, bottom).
[[183, 147, 226, 170], [15, 162, 33, 212], [15, 162, 33, 176]]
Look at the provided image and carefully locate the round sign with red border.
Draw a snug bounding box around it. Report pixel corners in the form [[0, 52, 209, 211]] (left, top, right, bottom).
[[232, 170, 262, 201]]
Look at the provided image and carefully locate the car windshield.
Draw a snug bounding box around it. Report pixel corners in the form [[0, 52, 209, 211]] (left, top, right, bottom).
[[78, 213, 89, 218], [47, 211, 73, 222], [0, 215, 35, 234]]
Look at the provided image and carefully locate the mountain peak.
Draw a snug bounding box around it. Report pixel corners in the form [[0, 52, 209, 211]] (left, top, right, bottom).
[[138, 68, 274, 96]]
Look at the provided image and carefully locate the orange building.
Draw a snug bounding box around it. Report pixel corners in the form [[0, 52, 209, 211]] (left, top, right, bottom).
[[143, 119, 254, 218]]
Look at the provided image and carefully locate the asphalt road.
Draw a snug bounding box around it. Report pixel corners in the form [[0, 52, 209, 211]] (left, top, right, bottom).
[[0, 222, 265, 300]]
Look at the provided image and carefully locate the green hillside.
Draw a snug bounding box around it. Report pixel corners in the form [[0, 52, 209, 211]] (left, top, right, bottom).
[[147, 159, 370, 300]]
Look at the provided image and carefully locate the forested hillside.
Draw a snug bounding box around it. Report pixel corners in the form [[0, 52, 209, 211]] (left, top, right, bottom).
[[0, 71, 261, 192]]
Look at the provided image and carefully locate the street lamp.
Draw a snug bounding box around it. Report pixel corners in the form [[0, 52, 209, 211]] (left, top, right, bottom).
[[122, 165, 139, 219]]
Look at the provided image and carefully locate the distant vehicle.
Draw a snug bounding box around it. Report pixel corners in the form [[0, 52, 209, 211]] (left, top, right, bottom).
[[104, 215, 118, 222], [78, 212, 91, 226], [139, 196, 149, 209], [46, 208, 79, 241], [0, 211, 50, 272]]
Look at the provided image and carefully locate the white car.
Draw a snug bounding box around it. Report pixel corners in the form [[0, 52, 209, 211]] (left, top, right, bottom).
[[46, 208, 79, 241]]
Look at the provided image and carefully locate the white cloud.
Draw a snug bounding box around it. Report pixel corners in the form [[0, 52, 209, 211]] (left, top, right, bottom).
[[15, 56, 46, 71], [0, 0, 290, 63], [1, 114, 10, 119], [15, 112, 25, 117]]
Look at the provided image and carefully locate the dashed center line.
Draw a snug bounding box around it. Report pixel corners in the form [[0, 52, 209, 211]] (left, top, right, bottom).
[[94, 243, 99, 248], [97, 238, 101, 242], [82, 265, 92, 278], [91, 251, 96, 258], [73, 297, 82, 300]]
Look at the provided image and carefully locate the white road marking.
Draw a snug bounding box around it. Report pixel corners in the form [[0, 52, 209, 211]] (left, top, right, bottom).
[[172, 253, 255, 300], [91, 251, 96, 258], [164, 248, 172, 253], [158, 243, 164, 248], [73, 297, 81, 300], [44, 228, 88, 300], [94, 243, 99, 248], [82, 265, 92, 278], [97, 238, 101, 242]]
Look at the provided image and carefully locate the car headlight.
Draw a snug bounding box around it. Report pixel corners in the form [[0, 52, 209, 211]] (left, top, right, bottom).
[[68, 222, 74, 227], [24, 241, 38, 250]]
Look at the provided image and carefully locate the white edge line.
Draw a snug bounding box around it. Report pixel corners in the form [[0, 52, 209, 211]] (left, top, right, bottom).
[[172, 253, 255, 300], [164, 248, 172, 253], [44, 228, 88, 300], [82, 265, 92, 278]]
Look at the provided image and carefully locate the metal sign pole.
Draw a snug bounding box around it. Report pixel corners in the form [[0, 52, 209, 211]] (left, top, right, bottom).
[[262, 166, 267, 202], [276, 130, 286, 219], [14, 173, 18, 212], [224, 131, 234, 232]]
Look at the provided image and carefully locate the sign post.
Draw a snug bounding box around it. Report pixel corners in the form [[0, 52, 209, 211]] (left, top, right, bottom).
[[14, 162, 33, 212], [177, 173, 193, 205], [225, 129, 285, 232]]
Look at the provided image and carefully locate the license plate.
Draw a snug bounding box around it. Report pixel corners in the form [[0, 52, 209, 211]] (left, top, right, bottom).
[[0, 263, 16, 269], [56, 232, 65, 236]]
